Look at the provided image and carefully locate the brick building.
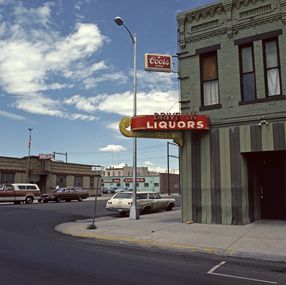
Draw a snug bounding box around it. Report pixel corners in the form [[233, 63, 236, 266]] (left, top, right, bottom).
[[177, 0, 286, 224], [0, 155, 101, 195]]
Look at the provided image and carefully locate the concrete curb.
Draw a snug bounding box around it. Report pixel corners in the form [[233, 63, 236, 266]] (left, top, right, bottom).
[[55, 220, 286, 263]]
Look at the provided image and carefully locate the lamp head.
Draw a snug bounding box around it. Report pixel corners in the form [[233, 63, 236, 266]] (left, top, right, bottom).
[[114, 16, 124, 26]]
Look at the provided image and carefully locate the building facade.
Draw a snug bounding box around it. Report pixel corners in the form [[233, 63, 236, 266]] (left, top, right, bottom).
[[0, 156, 101, 195], [103, 165, 150, 177], [102, 173, 180, 194], [177, 0, 286, 224]]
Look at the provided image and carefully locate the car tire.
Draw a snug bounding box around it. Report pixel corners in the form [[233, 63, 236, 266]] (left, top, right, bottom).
[[56, 196, 61, 203], [142, 206, 151, 215], [78, 196, 83, 202], [166, 203, 174, 211], [119, 212, 127, 217], [25, 196, 34, 204]]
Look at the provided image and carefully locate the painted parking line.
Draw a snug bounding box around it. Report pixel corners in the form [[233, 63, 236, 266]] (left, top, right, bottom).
[[207, 261, 278, 284]]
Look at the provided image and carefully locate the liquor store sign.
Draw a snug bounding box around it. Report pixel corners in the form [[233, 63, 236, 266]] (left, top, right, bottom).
[[131, 113, 209, 131]]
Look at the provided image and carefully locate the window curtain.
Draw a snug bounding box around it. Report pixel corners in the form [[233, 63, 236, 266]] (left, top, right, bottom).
[[267, 68, 280, 96], [203, 80, 219, 105]]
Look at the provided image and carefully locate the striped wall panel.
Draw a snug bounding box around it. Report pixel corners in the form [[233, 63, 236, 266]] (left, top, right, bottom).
[[181, 121, 286, 225]]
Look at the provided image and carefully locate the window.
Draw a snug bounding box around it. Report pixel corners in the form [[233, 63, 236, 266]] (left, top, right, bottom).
[[148, 193, 155, 199], [144, 183, 149, 187], [125, 183, 130, 188], [263, 38, 281, 96], [56, 175, 66, 188], [154, 183, 159, 187], [0, 172, 15, 184], [90, 177, 94, 189], [74, 176, 83, 187], [200, 52, 219, 106], [239, 43, 256, 101]]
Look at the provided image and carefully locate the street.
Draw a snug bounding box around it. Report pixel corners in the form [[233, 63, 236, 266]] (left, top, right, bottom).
[[0, 199, 285, 285]]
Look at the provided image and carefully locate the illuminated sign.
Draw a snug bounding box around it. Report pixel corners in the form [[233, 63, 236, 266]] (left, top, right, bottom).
[[38, 153, 54, 160], [123, 178, 145, 183], [112, 178, 121, 183], [144, 53, 172, 72], [131, 113, 209, 131]]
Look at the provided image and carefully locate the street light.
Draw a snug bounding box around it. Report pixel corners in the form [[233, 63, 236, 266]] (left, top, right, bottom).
[[114, 16, 139, 220]]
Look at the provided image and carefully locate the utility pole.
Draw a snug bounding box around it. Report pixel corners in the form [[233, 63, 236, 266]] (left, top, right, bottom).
[[28, 128, 33, 182]]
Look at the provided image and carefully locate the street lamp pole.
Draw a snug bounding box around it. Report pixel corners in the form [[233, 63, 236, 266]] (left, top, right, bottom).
[[114, 16, 139, 219]]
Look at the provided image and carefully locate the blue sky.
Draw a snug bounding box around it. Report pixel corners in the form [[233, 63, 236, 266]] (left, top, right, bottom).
[[0, 0, 215, 172]]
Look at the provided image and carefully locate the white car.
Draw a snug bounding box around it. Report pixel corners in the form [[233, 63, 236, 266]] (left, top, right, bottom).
[[106, 191, 175, 217]]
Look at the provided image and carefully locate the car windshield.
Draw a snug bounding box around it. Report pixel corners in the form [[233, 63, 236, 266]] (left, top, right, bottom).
[[113, 193, 132, 199], [53, 188, 65, 193]]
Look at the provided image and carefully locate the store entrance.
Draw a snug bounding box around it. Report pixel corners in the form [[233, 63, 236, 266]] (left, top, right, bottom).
[[247, 151, 286, 220]]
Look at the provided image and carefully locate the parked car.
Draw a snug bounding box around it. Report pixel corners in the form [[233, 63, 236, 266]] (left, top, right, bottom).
[[102, 187, 116, 194], [39, 187, 89, 203], [0, 183, 41, 204], [106, 191, 175, 217]]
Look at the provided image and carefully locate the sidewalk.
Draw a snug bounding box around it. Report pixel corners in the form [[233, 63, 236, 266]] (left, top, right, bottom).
[[55, 209, 286, 263]]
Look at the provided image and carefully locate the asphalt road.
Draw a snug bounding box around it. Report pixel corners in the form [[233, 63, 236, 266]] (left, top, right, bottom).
[[0, 198, 285, 285]]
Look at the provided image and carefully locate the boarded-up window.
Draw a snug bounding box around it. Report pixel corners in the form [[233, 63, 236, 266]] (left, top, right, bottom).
[[200, 52, 219, 106]]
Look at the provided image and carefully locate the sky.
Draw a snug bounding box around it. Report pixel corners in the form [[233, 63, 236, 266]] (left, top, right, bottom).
[[0, 0, 215, 173]]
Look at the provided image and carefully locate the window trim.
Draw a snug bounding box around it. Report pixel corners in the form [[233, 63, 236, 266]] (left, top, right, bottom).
[[239, 42, 257, 101], [200, 51, 220, 107], [262, 37, 282, 97]]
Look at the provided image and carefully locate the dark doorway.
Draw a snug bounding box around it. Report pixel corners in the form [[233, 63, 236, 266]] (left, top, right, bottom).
[[247, 151, 286, 220]]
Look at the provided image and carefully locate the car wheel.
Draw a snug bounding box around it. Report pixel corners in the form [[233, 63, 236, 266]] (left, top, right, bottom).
[[78, 196, 83, 202], [166, 203, 174, 211], [25, 196, 34, 204], [56, 196, 61, 203], [119, 212, 127, 217], [142, 206, 151, 215], [43, 200, 48, 203]]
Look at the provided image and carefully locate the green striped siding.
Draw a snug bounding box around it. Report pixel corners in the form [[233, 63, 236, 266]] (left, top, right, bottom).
[[219, 128, 232, 224], [240, 156, 249, 224], [181, 121, 286, 225], [262, 124, 273, 151], [181, 133, 192, 223], [200, 134, 211, 224], [240, 125, 251, 152]]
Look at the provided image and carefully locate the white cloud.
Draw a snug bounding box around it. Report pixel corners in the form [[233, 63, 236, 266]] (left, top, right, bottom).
[[100, 144, 127, 153], [0, 110, 26, 120], [96, 89, 179, 116], [0, 1, 179, 123], [0, 3, 107, 121], [106, 122, 120, 130], [83, 71, 127, 90], [137, 70, 177, 91], [63, 89, 179, 116], [144, 161, 154, 167]]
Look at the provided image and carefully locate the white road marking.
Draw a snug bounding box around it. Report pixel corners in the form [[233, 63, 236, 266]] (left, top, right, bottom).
[[207, 261, 278, 284], [207, 261, 226, 274]]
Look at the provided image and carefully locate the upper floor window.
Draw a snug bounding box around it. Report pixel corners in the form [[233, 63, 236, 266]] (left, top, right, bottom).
[[263, 38, 281, 96], [239, 43, 256, 101], [200, 51, 219, 106]]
